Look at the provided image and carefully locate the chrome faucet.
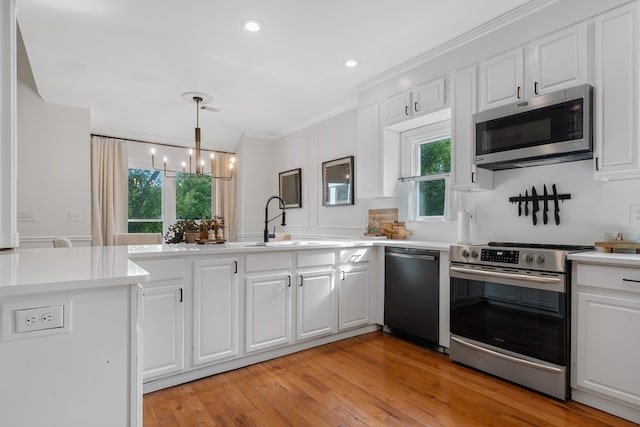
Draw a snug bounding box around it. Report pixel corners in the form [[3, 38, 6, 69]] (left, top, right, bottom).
[[264, 196, 286, 242]]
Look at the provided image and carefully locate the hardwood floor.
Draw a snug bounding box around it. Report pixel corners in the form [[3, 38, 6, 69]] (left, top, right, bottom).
[[144, 332, 635, 426]]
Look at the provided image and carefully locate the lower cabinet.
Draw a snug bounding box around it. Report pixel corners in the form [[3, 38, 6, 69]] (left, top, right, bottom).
[[192, 257, 239, 365], [338, 264, 371, 330], [245, 272, 292, 353], [572, 262, 640, 423], [296, 268, 337, 340], [142, 284, 184, 381]]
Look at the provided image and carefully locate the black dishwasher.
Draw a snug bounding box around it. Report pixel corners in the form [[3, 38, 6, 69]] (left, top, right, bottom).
[[384, 246, 439, 344]]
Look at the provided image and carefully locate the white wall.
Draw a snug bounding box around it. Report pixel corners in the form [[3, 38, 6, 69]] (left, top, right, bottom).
[[235, 110, 367, 241], [16, 33, 91, 247]]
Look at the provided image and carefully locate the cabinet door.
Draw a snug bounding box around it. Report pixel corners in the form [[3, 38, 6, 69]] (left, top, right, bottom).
[[296, 269, 337, 340], [451, 67, 493, 191], [575, 290, 640, 407], [356, 103, 382, 199], [142, 284, 184, 381], [593, 4, 640, 179], [479, 48, 524, 110], [413, 77, 446, 117], [338, 265, 371, 330], [383, 90, 412, 125], [246, 272, 292, 353], [527, 23, 587, 97], [192, 258, 238, 366]]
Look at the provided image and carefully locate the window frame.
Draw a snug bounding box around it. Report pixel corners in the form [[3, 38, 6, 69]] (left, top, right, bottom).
[[401, 119, 453, 221]]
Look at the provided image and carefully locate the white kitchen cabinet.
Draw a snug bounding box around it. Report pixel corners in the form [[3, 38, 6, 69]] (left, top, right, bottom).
[[192, 257, 239, 366], [142, 284, 184, 381], [0, 0, 18, 249], [383, 77, 447, 125], [593, 3, 640, 181], [572, 262, 640, 423], [135, 257, 187, 382], [451, 66, 493, 191], [356, 103, 399, 199], [338, 264, 371, 330], [296, 268, 337, 340], [245, 272, 292, 353], [479, 23, 588, 110]]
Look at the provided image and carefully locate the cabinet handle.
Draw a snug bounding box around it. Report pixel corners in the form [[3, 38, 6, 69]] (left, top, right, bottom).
[[287, 276, 291, 287], [595, 157, 599, 171], [517, 86, 521, 99], [534, 81, 539, 95], [340, 271, 345, 281], [405, 105, 409, 116], [179, 288, 183, 303], [622, 278, 640, 284], [234, 260, 238, 274], [414, 101, 419, 112], [299, 275, 304, 286], [471, 172, 475, 183]]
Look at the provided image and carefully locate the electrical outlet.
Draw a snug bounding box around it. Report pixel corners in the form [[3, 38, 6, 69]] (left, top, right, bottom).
[[15, 305, 64, 333], [630, 205, 640, 225], [17, 211, 37, 222], [67, 211, 82, 222]]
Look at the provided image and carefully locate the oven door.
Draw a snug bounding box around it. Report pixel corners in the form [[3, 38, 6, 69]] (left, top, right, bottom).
[[449, 264, 568, 366]]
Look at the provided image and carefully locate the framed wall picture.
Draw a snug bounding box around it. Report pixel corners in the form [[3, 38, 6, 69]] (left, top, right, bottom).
[[279, 168, 302, 208], [322, 156, 354, 206]]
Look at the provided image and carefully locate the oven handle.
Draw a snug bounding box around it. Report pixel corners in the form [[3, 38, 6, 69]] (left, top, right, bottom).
[[450, 336, 563, 374], [449, 265, 564, 285]]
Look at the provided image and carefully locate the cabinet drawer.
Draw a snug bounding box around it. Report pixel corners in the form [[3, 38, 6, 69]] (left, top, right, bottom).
[[339, 247, 373, 264], [575, 263, 640, 294], [134, 258, 186, 281], [245, 252, 292, 272], [297, 250, 335, 268]]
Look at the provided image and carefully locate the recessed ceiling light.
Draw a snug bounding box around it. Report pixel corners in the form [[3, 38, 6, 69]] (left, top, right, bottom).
[[242, 20, 262, 32], [344, 59, 358, 68]]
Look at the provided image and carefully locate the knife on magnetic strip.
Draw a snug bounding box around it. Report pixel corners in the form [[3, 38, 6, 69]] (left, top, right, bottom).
[[531, 186, 539, 226], [552, 184, 560, 225], [543, 185, 549, 225]]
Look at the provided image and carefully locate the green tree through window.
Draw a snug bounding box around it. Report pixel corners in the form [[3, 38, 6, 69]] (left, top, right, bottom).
[[418, 138, 451, 217], [176, 173, 211, 219], [128, 169, 162, 232]]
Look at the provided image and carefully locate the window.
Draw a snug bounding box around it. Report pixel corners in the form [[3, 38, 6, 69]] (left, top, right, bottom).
[[127, 169, 213, 235], [176, 173, 211, 219], [128, 169, 163, 232], [417, 138, 451, 217], [399, 117, 452, 220]]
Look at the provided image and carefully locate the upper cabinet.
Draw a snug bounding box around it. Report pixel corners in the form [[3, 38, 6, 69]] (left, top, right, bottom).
[[383, 77, 447, 126], [593, 3, 640, 181], [479, 23, 588, 111], [356, 103, 399, 199], [451, 67, 493, 191]]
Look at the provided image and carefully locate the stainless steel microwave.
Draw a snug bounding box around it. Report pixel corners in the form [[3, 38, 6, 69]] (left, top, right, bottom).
[[473, 84, 593, 170]]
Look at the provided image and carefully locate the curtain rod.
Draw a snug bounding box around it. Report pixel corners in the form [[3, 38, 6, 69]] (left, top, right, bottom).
[[90, 133, 237, 155]]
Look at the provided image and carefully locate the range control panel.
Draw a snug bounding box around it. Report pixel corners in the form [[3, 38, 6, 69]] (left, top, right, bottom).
[[481, 249, 519, 264]]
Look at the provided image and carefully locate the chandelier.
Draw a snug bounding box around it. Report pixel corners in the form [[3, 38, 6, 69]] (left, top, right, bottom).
[[150, 94, 236, 180]]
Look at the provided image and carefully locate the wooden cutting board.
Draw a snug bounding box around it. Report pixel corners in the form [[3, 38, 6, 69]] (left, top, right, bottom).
[[594, 241, 640, 253]]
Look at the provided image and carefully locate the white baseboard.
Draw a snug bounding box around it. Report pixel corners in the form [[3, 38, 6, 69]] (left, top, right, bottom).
[[19, 235, 93, 248]]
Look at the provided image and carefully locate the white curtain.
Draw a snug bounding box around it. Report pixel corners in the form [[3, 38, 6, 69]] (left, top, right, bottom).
[[91, 136, 128, 246], [211, 153, 236, 241]]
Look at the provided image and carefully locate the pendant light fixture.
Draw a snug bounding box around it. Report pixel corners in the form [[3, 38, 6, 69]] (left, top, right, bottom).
[[150, 93, 236, 180]]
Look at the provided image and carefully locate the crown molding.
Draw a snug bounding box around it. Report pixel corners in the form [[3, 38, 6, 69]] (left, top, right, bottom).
[[37, 91, 90, 109], [271, 99, 358, 141]]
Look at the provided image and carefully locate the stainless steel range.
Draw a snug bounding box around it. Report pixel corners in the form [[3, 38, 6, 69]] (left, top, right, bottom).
[[449, 242, 593, 400]]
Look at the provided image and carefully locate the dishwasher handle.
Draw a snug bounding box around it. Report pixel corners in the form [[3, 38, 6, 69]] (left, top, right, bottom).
[[385, 252, 437, 261]]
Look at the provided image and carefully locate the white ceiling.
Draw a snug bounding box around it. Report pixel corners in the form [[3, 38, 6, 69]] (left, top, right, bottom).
[[17, 0, 533, 152]]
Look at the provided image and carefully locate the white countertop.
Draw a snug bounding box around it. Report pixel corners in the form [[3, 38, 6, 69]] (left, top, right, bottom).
[[0, 246, 149, 297], [125, 239, 454, 259], [568, 250, 640, 267]]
